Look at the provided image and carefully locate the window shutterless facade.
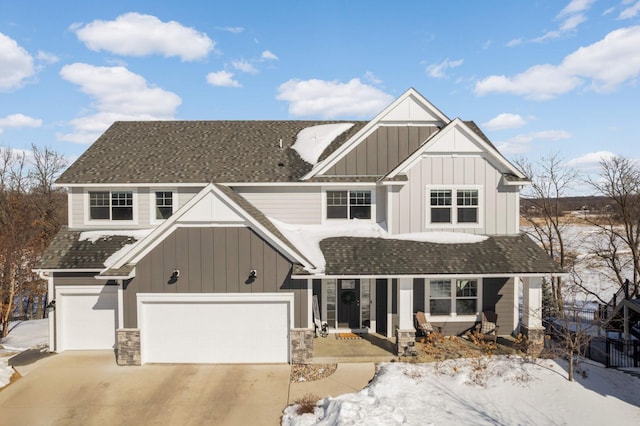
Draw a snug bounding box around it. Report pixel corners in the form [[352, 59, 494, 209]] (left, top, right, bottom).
[[428, 279, 479, 317], [155, 191, 173, 220], [427, 187, 480, 225], [89, 191, 134, 221], [326, 190, 372, 220]]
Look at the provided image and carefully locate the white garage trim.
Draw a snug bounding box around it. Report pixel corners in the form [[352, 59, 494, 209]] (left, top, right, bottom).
[[55, 285, 118, 352], [137, 293, 295, 365]]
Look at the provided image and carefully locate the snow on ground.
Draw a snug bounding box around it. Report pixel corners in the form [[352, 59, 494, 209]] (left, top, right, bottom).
[[271, 219, 487, 273], [0, 319, 48, 388], [283, 356, 640, 425], [291, 123, 354, 165]]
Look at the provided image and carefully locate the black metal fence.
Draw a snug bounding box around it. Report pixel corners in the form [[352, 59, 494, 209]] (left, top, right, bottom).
[[590, 337, 640, 368]]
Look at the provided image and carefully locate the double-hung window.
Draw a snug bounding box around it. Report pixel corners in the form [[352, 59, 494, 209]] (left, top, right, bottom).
[[429, 279, 479, 316], [326, 190, 372, 220], [155, 191, 173, 220], [428, 188, 479, 225], [89, 191, 133, 221]]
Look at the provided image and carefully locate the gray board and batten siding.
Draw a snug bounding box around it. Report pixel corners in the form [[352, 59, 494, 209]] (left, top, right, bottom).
[[122, 227, 309, 329], [391, 155, 520, 235], [323, 126, 439, 176], [412, 277, 514, 336]]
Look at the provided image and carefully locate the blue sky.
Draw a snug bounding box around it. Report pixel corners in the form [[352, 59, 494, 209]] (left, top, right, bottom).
[[1, 0, 639, 183]]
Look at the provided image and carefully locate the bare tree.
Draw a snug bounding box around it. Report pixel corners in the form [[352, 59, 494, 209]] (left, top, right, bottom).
[[517, 154, 579, 314], [0, 145, 67, 336], [587, 156, 640, 298]]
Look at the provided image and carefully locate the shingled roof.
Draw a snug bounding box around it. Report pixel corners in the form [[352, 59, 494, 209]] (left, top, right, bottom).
[[319, 233, 563, 276], [57, 120, 366, 184], [37, 227, 141, 270]]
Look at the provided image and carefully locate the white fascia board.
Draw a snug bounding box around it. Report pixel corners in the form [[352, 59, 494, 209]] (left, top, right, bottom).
[[226, 181, 378, 187], [303, 88, 451, 180], [292, 272, 568, 279], [60, 182, 208, 188], [35, 268, 102, 274]]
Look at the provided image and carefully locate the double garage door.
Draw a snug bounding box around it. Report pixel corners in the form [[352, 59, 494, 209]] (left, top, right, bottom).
[[56, 287, 293, 364], [138, 294, 293, 364]]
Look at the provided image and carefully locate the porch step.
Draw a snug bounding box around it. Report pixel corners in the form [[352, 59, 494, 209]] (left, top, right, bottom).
[[618, 368, 640, 380]]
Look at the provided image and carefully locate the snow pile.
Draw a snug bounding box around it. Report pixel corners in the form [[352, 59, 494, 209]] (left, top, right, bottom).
[[283, 357, 640, 425], [291, 123, 354, 165], [271, 218, 487, 272], [0, 319, 49, 388]]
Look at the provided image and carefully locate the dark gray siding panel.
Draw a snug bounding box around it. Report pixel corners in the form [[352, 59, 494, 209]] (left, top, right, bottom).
[[430, 321, 476, 336], [325, 126, 438, 176], [123, 227, 305, 328], [483, 277, 514, 335], [413, 278, 425, 313]]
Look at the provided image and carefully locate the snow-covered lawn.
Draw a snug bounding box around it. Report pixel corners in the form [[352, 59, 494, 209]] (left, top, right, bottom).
[[0, 319, 48, 388], [283, 356, 640, 425]]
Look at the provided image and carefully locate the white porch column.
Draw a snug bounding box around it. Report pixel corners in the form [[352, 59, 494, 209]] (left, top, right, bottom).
[[396, 278, 416, 356], [522, 276, 543, 329], [47, 274, 55, 352], [398, 278, 414, 330], [522, 276, 545, 354]]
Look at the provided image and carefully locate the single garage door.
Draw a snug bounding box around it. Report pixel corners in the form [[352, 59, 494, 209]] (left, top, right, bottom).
[[138, 293, 293, 364], [56, 285, 118, 351]]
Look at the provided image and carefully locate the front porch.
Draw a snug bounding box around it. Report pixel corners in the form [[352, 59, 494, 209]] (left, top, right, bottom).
[[311, 332, 398, 363]]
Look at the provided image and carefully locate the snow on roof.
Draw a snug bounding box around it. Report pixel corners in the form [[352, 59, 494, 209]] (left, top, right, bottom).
[[291, 123, 354, 165], [79, 229, 153, 243], [78, 229, 153, 267], [269, 218, 487, 273]]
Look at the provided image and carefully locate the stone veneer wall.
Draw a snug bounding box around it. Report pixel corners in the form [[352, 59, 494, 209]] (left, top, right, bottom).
[[520, 324, 546, 356], [395, 328, 416, 356], [117, 328, 141, 366], [290, 328, 314, 363]]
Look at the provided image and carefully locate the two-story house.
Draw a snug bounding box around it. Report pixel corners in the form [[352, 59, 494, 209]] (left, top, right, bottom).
[[36, 88, 562, 365]]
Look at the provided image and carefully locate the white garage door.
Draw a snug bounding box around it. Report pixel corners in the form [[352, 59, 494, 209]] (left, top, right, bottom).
[[139, 293, 293, 364], [56, 285, 118, 351]]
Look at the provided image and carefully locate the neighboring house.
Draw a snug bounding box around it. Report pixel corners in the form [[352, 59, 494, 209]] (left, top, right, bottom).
[[35, 88, 562, 365]]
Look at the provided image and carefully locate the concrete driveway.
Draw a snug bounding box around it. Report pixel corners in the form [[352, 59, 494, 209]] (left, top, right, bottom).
[[0, 351, 291, 426]]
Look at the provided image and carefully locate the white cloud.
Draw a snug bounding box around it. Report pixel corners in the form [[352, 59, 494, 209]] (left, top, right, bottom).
[[558, 0, 596, 17], [232, 59, 258, 74], [619, 1, 640, 19], [566, 151, 617, 171], [74, 13, 214, 61], [363, 71, 382, 85], [506, 38, 523, 47], [426, 58, 464, 79], [476, 26, 640, 99], [0, 113, 42, 130], [482, 113, 527, 131], [0, 32, 35, 91], [482, 40, 492, 50], [36, 50, 59, 64], [276, 78, 393, 118], [497, 130, 571, 154], [206, 70, 241, 87], [261, 50, 278, 60], [534, 0, 594, 42], [58, 63, 181, 143], [219, 26, 244, 33]]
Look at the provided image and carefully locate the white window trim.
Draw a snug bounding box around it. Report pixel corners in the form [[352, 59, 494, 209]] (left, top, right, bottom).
[[425, 185, 482, 229], [322, 187, 376, 224], [425, 278, 482, 322], [150, 188, 178, 225], [84, 188, 139, 225]]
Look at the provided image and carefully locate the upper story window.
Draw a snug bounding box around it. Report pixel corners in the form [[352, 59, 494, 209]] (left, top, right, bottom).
[[327, 190, 371, 220], [155, 191, 173, 220], [89, 191, 133, 221], [428, 187, 479, 225]]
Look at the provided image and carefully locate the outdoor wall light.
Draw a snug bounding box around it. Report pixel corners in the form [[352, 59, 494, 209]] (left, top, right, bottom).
[[46, 300, 56, 311], [249, 269, 257, 278], [168, 269, 180, 284]]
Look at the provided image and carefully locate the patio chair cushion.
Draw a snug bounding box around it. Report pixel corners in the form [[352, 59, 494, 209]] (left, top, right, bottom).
[[481, 321, 496, 334]]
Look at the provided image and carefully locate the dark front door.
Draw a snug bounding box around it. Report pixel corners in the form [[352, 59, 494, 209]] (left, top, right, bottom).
[[338, 279, 360, 328], [376, 278, 387, 335]]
